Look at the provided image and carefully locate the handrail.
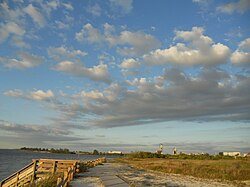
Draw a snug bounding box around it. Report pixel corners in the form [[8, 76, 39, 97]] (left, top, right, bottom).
[[0, 157, 106, 187], [0, 162, 34, 186], [0, 159, 79, 187]]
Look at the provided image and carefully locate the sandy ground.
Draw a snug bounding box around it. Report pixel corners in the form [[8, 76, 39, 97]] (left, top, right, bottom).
[[71, 162, 248, 187], [70, 176, 104, 187]]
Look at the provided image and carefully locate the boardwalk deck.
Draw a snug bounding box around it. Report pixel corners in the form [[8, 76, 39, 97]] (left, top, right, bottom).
[[71, 163, 130, 187]]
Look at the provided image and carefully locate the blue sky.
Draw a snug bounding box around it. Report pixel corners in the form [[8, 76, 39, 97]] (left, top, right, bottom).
[[0, 0, 250, 154]]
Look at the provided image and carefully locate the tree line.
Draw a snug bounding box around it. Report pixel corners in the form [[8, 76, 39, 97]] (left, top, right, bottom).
[[20, 147, 75, 154]]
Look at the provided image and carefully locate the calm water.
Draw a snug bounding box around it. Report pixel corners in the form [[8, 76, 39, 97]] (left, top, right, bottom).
[[0, 149, 117, 181]]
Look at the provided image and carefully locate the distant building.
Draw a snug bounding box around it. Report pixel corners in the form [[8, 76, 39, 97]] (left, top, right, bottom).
[[173, 147, 177, 155], [221, 152, 241, 156], [243, 153, 250, 157], [156, 144, 163, 154], [108, 151, 122, 154]]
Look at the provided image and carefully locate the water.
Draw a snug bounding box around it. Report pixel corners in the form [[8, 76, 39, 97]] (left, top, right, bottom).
[[0, 149, 118, 181]]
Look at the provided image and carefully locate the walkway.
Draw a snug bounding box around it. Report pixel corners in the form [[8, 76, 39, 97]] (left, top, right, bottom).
[[70, 163, 130, 187]]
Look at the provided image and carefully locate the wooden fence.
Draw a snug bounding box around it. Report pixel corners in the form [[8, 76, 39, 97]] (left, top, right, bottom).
[[0, 159, 80, 187], [0, 158, 106, 187]]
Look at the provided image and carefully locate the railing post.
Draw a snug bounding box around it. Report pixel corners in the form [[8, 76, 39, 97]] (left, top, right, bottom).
[[57, 178, 62, 186], [31, 160, 38, 183], [15, 172, 19, 187], [52, 161, 57, 174], [63, 170, 68, 187]]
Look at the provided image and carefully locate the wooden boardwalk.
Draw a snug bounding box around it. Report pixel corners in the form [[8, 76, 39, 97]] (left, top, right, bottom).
[[71, 163, 130, 187]]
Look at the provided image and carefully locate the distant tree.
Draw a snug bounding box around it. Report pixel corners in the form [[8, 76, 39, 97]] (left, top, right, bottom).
[[93, 149, 99, 155]]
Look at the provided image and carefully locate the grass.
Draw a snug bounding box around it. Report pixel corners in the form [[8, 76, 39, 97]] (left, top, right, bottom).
[[115, 157, 250, 181], [30, 174, 62, 187]]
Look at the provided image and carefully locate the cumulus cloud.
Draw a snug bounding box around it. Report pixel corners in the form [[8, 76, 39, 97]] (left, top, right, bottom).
[[4, 89, 55, 101], [75, 23, 104, 43], [231, 38, 250, 65], [144, 27, 230, 66], [75, 23, 161, 56], [217, 0, 250, 14], [116, 31, 161, 56], [54, 61, 111, 83], [48, 46, 87, 61], [0, 52, 43, 69], [47, 68, 250, 128], [0, 22, 25, 43], [109, 0, 133, 14], [23, 4, 46, 27], [120, 58, 140, 69]]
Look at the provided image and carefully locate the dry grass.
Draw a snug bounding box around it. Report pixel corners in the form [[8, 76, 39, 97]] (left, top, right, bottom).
[[30, 174, 62, 187], [115, 158, 250, 181]]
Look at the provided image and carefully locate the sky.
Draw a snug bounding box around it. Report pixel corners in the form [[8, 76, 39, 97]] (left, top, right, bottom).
[[0, 0, 250, 154]]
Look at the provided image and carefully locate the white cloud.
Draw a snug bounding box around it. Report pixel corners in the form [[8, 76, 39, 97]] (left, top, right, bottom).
[[231, 51, 250, 65], [120, 58, 140, 69], [116, 31, 161, 56], [75, 23, 161, 56], [75, 23, 104, 43], [30, 90, 54, 101], [231, 38, 250, 65], [4, 89, 23, 97], [78, 90, 105, 100], [217, 0, 250, 14], [109, 0, 133, 14], [74, 69, 250, 128], [86, 4, 102, 16], [239, 38, 250, 50], [144, 27, 230, 66], [10, 35, 30, 48], [0, 22, 25, 43], [4, 89, 54, 101], [54, 61, 111, 83], [23, 4, 46, 27], [0, 52, 43, 69], [0, 1, 23, 20], [55, 20, 69, 29], [48, 46, 87, 61], [62, 3, 74, 11]]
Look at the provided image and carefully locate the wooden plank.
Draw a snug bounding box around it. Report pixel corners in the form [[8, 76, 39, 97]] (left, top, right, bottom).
[[38, 159, 80, 163], [18, 168, 33, 179], [1, 162, 33, 183], [38, 163, 53, 168], [18, 176, 32, 186], [36, 168, 53, 173]]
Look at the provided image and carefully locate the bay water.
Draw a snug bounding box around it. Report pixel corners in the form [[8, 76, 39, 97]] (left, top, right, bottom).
[[0, 149, 117, 181]]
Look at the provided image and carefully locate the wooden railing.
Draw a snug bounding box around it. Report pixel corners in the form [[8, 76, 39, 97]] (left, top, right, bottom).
[[0, 159, 80, 187], [0, 158, 106, 187], [56, 157, 106, 187]]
